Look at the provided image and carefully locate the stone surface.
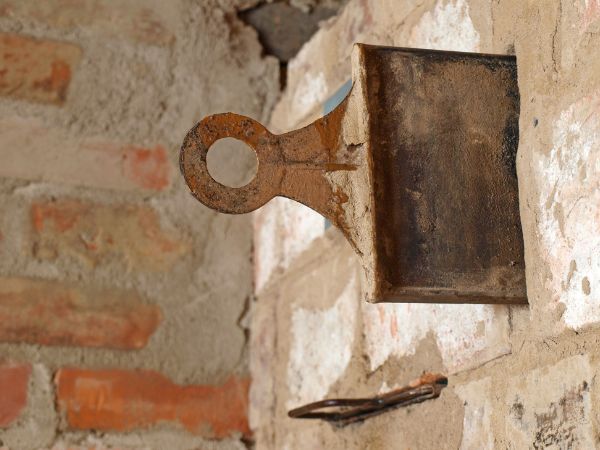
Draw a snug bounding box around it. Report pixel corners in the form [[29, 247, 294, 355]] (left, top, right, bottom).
[[239, 1, 342, 62], [0, 117, 171, 192], [455, 377, 494, 450], [248, 293, 277, 430], [55, 368, 250, 439], [286, 269, 358, 407], [536, 93, 600, 330], [408, 0, 479, 51], [254, 198, 325, 292], [362, 303, 511, 373], [30, 198, 188, 272], [0, 363, 31, 427], [0, 277, 161, 349], [506, 356, 595, 449], [0, 32, 82, 104]]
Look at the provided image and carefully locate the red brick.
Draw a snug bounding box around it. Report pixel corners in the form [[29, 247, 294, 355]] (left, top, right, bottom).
[[0, 0, 176, 47], [0, 33, 81, 104], [0, 117, 172, 192], [0, 363, 31, 427], [30, 199, 187, 271], [0, 277, 161, 349], [55, 369, 250, 439]]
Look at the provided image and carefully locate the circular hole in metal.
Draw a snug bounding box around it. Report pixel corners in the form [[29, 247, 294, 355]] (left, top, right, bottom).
[[207, 138, 258, 188]]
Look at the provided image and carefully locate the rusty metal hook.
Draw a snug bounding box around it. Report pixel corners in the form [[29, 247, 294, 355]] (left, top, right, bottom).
[[179, 98, 353, 219], [288, 373, 448, 427]]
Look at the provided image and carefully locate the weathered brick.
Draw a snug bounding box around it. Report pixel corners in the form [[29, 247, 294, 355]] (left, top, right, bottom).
[[0, 277, 161, 349], [0, 117, 171, 192], [0, 363, 31, 427], [30, 199, 187, 271], [121, 145, 170, 191], [55, 368, 250, 439], [506, 355, 595, 448], [0, 0, 176, 47], [0, 33, 81, 104]]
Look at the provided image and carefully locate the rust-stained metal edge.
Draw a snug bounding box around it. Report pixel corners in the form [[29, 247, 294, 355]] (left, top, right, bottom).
[[287, 372, 448, 426]]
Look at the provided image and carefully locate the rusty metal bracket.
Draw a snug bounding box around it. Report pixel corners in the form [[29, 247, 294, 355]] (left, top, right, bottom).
[[287, 373, 447, 426], [180, 44, 526, 305]]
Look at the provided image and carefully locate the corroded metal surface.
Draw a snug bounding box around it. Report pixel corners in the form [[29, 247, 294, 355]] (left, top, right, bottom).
[[180, 44, 527, 305], [363, 46, 524, 304], [180, 100, 353, 231], [287, 372, 447, 426]]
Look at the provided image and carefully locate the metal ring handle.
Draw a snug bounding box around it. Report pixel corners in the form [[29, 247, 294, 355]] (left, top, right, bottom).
[[179, 113, 283, 214]]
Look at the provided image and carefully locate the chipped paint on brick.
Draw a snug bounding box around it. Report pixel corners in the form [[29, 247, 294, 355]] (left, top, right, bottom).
[[537, 93, 600, 329], [254, 198, 324, 292], [279, 201, 325, 270], [362, 303, 509, 373], [506, 355, 594, 448], [0, 277, 161, 349], [583, 0, 600, 31], [409, 0, 480, 52], [287, 271, 358, 407]]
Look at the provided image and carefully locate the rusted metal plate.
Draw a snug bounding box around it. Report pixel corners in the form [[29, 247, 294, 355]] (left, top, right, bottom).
[[363, 46, 524, 303], [180, 44, 527, 304]]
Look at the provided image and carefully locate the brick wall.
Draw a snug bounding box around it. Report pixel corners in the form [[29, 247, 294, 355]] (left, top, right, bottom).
[[251, 0, 600, 448], [0, 1, 278, 448]]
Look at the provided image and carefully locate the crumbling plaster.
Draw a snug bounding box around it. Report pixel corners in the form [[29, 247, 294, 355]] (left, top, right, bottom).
[[251, 0, 600, 448]]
